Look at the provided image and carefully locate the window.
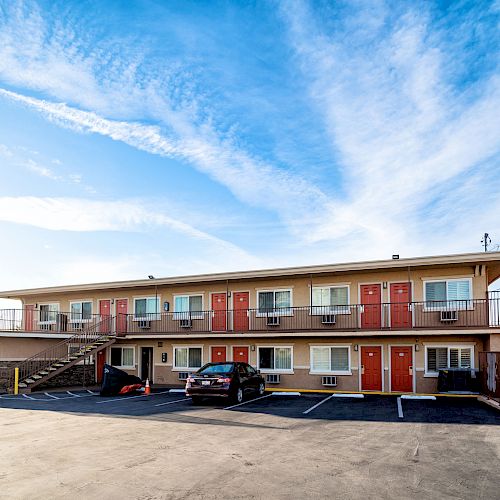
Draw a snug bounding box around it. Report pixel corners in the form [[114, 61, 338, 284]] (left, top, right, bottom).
[[258, 346, 292, 372], [173, 295, 203, 319], [70, 301, 92, 322], [425, 346, 473, 375], [424, 279, 472, 309], [110, 346, 135, 368], [39, 304, 58, 323], [311, 286, 350, 314], [257, 290, 292, 315], [174, 347, 202, 370], [134, 297, 160, 319], [310, 346, 350, 374]]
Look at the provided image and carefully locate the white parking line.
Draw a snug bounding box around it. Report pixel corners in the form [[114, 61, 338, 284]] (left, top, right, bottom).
[[397, 397, 403, 418], [21, 394, 54, 401], [66, 391, 82, 397], [44, 392, 59, 399], [303, 394, 334, 415], [169, 389, 186, 394], [96, 390, 171, 404], [401, 395, 436, 400], [224, 394, 272, 410], [154, 398, 190, 407]]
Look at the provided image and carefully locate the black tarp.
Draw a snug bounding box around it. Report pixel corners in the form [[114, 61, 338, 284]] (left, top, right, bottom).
[[100, 364, 143, 396], [437, 368, 479, 392]]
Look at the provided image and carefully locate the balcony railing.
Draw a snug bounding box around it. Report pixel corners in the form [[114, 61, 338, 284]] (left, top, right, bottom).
[[1, 297, 499, 336]]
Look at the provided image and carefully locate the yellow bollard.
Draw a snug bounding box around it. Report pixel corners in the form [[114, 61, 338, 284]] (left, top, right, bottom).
[[14, 367, 19, 395]]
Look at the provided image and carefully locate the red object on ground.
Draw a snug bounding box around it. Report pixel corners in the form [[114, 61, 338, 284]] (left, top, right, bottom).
[[118, 384, 143, 395]]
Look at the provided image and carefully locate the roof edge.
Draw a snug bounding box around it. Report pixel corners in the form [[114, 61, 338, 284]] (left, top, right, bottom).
[[1, 251, 500, 298]]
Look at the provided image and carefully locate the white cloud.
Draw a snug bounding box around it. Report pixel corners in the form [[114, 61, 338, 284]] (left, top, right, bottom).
[[0, 88, 333, 241], [280, 1, 500, 256]]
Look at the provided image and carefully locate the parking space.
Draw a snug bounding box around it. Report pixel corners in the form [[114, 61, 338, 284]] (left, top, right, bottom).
[[0, 389, 498, 424], [1, 389, 499, 499]]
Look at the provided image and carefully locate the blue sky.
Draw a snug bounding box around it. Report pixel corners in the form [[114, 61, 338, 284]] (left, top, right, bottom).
[[0, 0, 499, 291]]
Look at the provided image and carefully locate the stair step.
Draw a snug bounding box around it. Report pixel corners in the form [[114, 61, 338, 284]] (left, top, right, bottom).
[[25, 379, 35, 384], [18, 383, 27, 388], [61, 360, 71, 364], [69, 356, 78, 360], [39, 371, 49, 375], [53, 363, 64, 367], [48, 367, 57, 371], [32, 375, 42, 380]]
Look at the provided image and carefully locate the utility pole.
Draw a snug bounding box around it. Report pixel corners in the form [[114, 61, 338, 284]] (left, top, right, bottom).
[[481, 233, 491, 252]]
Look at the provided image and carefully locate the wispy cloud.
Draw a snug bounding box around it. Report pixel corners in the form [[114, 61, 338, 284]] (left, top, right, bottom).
[[280, 1, 500, 256], [0, 88, 334, 241], [0, 195, 254, 253]]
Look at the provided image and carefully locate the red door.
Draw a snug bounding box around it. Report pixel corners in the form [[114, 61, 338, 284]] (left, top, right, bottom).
[[390, 283, 412, 328], [391, 346, 413, 392], [361, 346, 382, 391], [116, 299, 128, 334], [211, 346, 227, 362], [233, 292, 249, 332], [24, 304, 35, 331], [232, 346, 249, 363], [360, 284, 382, 329], [99, 300, 111, 333], [96, 350, 106, 383], [211, 293, 227, 331]]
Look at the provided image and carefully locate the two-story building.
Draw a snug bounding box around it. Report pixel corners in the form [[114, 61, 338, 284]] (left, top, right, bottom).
[[1, 251, 500, 394]]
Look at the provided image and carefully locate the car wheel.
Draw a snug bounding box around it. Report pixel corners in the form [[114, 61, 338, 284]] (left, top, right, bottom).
[[234, 387, 244, 404], [258, 383, 265, 396], [191, 396, 202, 405]]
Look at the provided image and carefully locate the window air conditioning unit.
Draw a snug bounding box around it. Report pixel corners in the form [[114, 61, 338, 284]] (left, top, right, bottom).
[[179, 319, 192, 328], [266, 316, 280, 327], [138, 320, 151, 329], [321, 314, 336, 325], [322, 376, 337, 386], [72, 322, 84, 331], [440, 310, 458, 322], [40, 324, 53, 331], [178, 372, 189, 380], [266, 374, 281, 384]]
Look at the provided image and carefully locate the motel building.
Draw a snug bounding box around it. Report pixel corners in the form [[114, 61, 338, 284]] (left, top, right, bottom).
[[1, 251, 500, 395]]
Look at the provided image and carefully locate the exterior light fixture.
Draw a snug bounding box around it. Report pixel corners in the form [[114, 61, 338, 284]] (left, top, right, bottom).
[[392, 255, 400, 260], [354, 344, 359, 352]]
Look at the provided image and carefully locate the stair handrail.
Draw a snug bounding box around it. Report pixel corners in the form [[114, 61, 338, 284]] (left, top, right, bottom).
[[5, 317, 114, 392]]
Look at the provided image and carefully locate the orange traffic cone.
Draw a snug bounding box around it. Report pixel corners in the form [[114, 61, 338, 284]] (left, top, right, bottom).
[[145, 378, 151, 395]]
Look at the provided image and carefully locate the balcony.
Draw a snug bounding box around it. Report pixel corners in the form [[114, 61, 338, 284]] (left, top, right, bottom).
[[3, 297, 498, 336]]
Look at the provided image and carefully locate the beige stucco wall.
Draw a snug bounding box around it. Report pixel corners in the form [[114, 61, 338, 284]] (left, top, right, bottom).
[[18, 263, 488, 317], [104, 333, 485, 393], [0, 337, 63, 360]]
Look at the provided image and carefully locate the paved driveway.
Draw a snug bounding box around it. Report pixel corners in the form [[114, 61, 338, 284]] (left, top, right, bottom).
[[0, 390, 498, 499]]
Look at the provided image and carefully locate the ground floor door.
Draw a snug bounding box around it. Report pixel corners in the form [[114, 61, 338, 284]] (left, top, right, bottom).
[[233, 292, 249, 331], [361, 346, 382, 391], [211, 346, 227, 362], [391, 346, 413, 392], [232, 346, 249, 363], [116, 299, 128, 334], [140, 347, 153, 382], [96, 350, 106, 384]]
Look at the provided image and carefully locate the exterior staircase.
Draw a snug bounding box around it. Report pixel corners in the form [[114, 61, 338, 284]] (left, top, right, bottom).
[[4, 319, 115, 394]]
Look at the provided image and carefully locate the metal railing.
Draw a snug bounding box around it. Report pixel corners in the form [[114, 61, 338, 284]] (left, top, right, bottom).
[[0, 318, 114, 393], [118, 297, 500, 335], [1, 296, 499, 337], [0, 310, 112, 334]]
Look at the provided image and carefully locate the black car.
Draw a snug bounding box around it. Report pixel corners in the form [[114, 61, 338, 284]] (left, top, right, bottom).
[[185, 362, 265, 404]]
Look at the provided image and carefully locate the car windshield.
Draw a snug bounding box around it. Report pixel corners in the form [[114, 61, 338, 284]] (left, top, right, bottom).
[[197, 363, 234, 374]]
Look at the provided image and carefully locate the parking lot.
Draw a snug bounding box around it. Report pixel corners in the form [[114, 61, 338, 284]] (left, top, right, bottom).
[[0, 390, 499, 499]]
